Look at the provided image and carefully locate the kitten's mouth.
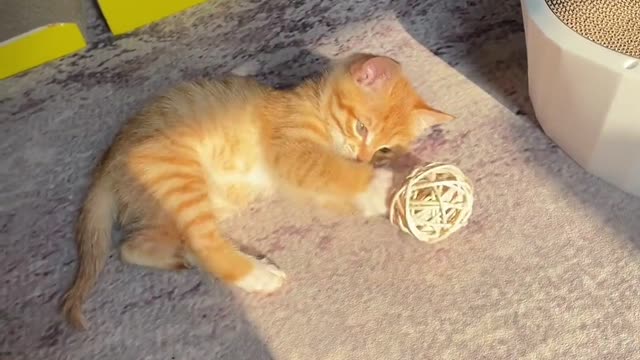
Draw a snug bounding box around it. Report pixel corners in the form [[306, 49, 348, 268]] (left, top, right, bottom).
[[371, 156, 391, 167], [371, 150, 394, 167]]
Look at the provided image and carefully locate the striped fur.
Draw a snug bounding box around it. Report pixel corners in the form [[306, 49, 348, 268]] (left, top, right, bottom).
[[61, 53, 453, 329]]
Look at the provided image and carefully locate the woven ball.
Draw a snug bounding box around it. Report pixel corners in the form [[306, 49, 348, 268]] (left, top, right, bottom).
[[389, 163, 474, 243]]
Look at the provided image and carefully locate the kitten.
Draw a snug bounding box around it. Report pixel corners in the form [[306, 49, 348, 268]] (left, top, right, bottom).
[[61, 53, 454, 329]]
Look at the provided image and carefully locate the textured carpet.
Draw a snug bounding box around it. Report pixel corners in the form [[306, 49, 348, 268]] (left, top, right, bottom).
[[2, 0, 640, 359]]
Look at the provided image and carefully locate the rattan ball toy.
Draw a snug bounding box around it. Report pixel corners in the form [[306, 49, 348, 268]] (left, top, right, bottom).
[[389, 162, 474, 243]]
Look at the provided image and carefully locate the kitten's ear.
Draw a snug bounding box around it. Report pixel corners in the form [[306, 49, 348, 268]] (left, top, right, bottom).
[[350, 56, 400, 90], [412, 103, 455, 131]]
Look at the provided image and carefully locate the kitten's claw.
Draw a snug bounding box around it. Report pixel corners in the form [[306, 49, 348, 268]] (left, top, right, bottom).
[[234, 257, 286, 293], [356, 168, 394, 217]]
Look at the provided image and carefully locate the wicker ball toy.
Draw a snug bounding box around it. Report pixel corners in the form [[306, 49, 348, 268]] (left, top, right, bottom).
[[389, 162, 474, 243]]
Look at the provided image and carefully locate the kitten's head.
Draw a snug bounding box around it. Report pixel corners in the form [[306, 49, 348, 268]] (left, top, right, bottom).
[[324, 53, 454, 165]]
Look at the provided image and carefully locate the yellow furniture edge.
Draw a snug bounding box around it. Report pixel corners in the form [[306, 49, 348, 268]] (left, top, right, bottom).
[[0, 23, 86, 80], [98, 0, 209, 35]]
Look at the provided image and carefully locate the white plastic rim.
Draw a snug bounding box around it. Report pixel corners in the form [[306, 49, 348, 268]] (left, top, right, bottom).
[[521, 0, 640, 196]]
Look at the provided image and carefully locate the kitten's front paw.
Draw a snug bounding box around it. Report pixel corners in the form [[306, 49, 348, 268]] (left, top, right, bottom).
[[234, 257, 286, 293], [355, 168, 394, 217]]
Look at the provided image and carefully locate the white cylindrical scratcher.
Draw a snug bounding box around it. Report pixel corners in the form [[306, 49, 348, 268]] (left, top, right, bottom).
[[521, 0, 640, 196]]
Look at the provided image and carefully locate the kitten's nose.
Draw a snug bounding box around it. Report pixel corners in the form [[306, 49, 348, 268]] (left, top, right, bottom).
[[356, 150, 371, 163]]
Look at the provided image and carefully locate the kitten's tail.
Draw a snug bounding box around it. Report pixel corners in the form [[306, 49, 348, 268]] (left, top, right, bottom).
[[61, 173, 115, 330]]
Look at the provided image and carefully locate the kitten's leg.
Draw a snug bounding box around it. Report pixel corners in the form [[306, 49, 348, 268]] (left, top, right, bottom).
[[120, 225, 191, 270], [127, 145, 285, 292], [187, 228, 286, 292], [268, 141, 393, 217]]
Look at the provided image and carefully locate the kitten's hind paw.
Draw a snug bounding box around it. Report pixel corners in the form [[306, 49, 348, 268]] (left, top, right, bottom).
[[234, 256, 286, 293]]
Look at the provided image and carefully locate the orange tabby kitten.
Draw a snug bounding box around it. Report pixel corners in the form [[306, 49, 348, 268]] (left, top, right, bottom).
[[61, 53, 453, 329]]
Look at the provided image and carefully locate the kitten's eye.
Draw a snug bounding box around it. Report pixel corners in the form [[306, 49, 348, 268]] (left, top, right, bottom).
[[356, 120, 368, 137], [378, 147, 391, 153]]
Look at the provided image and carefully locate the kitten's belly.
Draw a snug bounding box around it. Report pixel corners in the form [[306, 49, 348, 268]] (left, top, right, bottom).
[[210, 165, 273, 218], [202, 116, 271, 218]]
